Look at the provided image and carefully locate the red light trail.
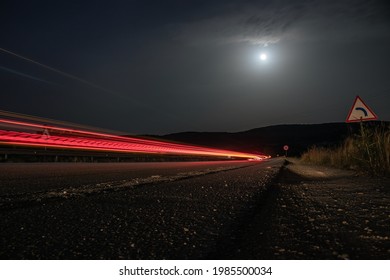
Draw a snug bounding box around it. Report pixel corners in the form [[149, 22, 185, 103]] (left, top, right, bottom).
[[0, 117, 267, 160]]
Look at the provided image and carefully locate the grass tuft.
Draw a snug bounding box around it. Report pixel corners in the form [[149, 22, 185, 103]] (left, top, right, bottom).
[[301, 123, 390, 176]]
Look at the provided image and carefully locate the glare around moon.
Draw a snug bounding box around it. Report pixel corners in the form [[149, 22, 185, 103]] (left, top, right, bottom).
[[260, 53, 267, 61]]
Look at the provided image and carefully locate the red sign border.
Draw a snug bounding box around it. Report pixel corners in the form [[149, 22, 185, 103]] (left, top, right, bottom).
[[346, 95, 378, 123]]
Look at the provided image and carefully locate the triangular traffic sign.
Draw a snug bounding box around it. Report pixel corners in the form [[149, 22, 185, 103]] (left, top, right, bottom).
[[346, 96, 378, 123]]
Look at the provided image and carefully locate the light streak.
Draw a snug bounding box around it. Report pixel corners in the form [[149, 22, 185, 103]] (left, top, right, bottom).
[[0, 47, 145, 107], [0, 66, 55, 85], [0, 118, 267, 160], [0, 109, 124, 135], [0, 48, 189, 125], [0, 48, 112, 95]]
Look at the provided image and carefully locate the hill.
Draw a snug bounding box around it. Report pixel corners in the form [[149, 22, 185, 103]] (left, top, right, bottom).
[[153, 122, 379, 157]]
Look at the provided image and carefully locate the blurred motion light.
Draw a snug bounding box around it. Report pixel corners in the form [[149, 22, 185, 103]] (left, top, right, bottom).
[[0, 118, 268, 160]]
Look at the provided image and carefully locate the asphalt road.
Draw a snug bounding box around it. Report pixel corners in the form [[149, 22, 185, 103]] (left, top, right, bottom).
[[0, 158, 284, 259], [0, 160, 261, 195]]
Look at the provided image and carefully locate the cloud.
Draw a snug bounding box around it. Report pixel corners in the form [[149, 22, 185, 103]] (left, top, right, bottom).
[[171, 5, 299, 46], [170, 0, 390, 46]]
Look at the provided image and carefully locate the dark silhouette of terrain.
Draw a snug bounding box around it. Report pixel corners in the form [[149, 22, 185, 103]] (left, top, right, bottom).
[[154, 122, 387, 157], [2, 122, 387, 162]]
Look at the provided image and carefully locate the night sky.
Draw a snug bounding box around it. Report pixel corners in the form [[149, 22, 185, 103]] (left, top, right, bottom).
[[1, 0, 390, 135]]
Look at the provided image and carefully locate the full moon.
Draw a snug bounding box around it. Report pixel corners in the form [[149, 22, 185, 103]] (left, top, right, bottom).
[[260, 53, 267, 61]]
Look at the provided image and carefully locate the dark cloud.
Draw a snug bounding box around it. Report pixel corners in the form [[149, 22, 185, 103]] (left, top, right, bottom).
[[172, 0, 390, 46]]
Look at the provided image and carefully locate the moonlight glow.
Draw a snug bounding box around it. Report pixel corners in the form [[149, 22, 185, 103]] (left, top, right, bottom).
[[260, 53, 267, 61]]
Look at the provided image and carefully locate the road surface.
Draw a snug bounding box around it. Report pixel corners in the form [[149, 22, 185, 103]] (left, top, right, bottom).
[[0, 160, 263, 195], [0, 158, 284, 259]]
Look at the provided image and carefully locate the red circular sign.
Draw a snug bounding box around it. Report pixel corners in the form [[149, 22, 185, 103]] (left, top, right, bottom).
[[283, 145, 289, 151]]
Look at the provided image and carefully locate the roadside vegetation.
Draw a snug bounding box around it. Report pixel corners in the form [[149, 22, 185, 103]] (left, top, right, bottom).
[[301, 123, 390, 176]]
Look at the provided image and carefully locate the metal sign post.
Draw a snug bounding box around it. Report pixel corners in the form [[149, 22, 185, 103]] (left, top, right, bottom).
[[283, 145, 289, 157]]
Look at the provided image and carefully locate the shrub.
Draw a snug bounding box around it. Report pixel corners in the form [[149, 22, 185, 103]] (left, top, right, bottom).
[[301, 123, 390, 176]]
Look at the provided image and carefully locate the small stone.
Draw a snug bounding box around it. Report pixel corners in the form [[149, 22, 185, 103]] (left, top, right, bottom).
[[338, 253, 349, 259]]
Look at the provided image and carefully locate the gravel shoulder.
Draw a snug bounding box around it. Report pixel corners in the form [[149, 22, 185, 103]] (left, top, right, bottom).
[[229, 158, 390, 259]]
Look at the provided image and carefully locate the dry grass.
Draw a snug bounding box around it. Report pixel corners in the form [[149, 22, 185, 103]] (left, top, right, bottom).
[[301, 123, 390, 176]]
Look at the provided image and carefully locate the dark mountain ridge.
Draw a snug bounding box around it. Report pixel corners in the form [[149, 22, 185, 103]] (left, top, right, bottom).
[[152, 122, 387, 157]]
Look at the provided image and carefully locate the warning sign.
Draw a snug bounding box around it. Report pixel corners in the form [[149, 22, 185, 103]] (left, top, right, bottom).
[[346, 96, 378, 123]]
